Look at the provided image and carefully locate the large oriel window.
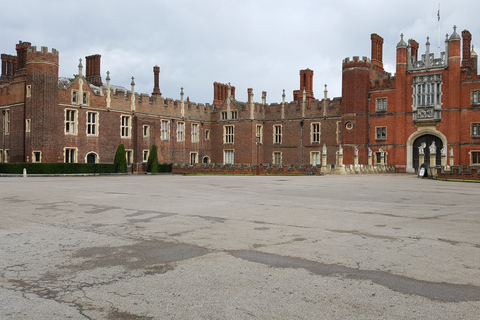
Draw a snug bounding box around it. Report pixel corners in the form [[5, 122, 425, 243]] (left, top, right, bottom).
[[412, 73, 442, 121]]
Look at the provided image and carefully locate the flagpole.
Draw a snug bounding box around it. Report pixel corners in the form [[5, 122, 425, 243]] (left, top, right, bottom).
[[437, 3, 440, 56]]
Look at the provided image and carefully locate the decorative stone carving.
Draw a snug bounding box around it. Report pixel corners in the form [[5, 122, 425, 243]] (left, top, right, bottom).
[[339, 145, 343, 155], [449, 147, 454, 157], [418, 142, 426, 155], [441, 146, 446, 156], [429, 141, 436, 154], [368, 147, 372, 157], [354, 147, 358, 157], [322, 144, 327, 155]]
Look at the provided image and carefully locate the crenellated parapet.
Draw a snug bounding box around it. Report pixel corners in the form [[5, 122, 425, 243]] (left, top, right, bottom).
[[370, 75, 396, 91], [27, 46, 59, 65], [342, 56, 371, 70]]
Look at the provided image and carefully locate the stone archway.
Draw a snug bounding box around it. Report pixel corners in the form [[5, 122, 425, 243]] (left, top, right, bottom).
[[406, 129, 447, 173], [86, 152, 98, 164], [412, 135, 443, 172]]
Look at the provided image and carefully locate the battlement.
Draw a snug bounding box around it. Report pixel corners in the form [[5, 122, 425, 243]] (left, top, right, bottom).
[[342, 56, 371, 69], [28, 46, 59, 57], [370, 76, 395, 90]]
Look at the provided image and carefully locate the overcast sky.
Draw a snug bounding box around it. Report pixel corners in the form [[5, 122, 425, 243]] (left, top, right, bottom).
[[1, 0, 478, 104]]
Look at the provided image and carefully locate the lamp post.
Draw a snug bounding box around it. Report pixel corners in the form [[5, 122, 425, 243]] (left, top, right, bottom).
[[255, 134, 261, 175]]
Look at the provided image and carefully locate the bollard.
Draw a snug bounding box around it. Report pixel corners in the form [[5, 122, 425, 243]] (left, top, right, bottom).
[[23, 168, 27, 178]]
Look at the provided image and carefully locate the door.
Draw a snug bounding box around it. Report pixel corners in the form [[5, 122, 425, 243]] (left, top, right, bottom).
[[412, 134, 443, 172]]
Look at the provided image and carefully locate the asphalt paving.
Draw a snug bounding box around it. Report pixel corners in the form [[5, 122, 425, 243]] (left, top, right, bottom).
[[0, 174, 479, 319]]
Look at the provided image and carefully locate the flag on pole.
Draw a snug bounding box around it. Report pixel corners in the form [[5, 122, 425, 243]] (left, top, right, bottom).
[[437, 9, 440, 21]]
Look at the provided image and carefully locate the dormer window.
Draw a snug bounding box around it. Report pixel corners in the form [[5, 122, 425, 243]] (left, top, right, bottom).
[[72, 91, 77, 104], [221, 111, 228, 120]]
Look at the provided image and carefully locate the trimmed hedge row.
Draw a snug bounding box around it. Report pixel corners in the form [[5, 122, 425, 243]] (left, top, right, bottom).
[[0, 162, 173, 174], [157, 163, 172, 173], [0, 163, 116, 174]]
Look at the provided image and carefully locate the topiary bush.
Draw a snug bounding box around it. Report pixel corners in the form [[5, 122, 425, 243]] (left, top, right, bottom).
[[114, 144, 127, 173], [147, 145, 159, 173]]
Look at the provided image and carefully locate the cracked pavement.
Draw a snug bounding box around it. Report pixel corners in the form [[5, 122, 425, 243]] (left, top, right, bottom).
[[1, 174, 479, 319]]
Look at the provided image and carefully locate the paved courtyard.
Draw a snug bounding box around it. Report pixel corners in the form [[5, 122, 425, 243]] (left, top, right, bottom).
[[0, 174, 479, 319]]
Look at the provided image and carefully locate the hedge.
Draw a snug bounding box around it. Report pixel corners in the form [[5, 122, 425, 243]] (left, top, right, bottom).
[[0, 163, 116, 174]]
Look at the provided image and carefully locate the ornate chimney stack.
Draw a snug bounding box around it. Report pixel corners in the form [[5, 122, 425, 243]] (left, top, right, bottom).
[[461, 29, 472, 69], [152, 65, 162, 96], [293, 68, 314, 102], [371, 33, 384, 72], [85, 54, 103, 86]]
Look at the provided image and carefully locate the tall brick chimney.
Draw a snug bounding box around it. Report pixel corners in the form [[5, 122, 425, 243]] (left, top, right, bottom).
[[371, 33, 384, 72], [293, 68, 314, 102], [15, 41, 31, 75], [409, 39, 419, 61], [85, 54, 103, 87], [0, 54, 16, 83], [461, 29, 472, 69], [152, 65, 162, 96]]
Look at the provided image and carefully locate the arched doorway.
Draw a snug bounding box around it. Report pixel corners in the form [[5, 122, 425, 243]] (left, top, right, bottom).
[[202, 156, 210, 164], [412, 134, 443, 172], [86, 152, 97, 164]]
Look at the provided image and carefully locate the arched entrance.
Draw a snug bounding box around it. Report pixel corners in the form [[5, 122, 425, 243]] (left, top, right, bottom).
[[412, 134, 443, 172], [86, 152, 97, 164]]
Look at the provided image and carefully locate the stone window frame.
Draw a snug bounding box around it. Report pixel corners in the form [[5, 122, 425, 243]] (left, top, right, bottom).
[[72, 90, 78, 104], [65, 109, 78, 135], [143, 149, 149, 163], [143, 125, 150, 138], [86, 111, 99, 136], [375, 126, 387, 140], [3, 109, 10, 135], [273, 124, 282, 144], [205, 129, 210, 141], [120, 115, 131, 138], [231, 110, 238, 120], [221, 111, 228, 120], [190, 151, 199, 164], [376, 97, 387, 112], [177, 121, 185, 142], [1, 149, 9, 163], [191, 123, 199, 143], [82, 92, 89, 105], [310, 151, 321, 166], [32, 151, 42, 163], [256, 124, 263, 144], [26, 119, 31, 132], [125, 149, 133, 165], [311, 122, 321, 143], [272, 151, 282, 165], [160, 120, 169, 140], [471, 123, 480, 138], [64, 147, 77, 163], [470, 150, 480, 165], [471, 90, 480, 106], [224, 125, 234, 144], [223, 149, 234, 164]]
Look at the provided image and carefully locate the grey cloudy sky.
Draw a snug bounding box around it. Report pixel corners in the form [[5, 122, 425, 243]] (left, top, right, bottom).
[[1, 0, 478, 104]]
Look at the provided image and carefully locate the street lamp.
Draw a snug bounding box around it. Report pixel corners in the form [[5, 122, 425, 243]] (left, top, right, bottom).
[[255, 134, 261, 175]]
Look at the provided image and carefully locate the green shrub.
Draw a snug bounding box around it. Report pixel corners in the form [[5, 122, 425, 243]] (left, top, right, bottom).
[[114, 144, 127, 173], [158, 163, 172, 172], [147, 145, 159, 173]]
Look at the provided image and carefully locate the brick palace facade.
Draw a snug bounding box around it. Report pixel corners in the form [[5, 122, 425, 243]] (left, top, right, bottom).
[[1, 25, 480, 173]]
